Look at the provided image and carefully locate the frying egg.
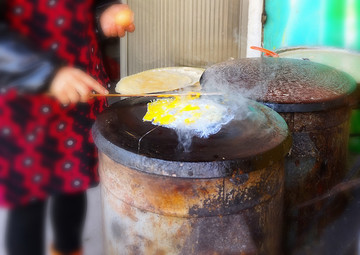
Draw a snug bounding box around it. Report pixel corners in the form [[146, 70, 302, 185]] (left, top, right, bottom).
[[143, 93, 232, 138]]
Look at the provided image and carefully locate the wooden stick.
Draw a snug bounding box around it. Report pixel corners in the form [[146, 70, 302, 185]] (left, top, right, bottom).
[[91, 92, 222, 97]]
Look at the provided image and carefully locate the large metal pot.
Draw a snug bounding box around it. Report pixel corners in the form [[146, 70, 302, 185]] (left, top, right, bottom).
[[201, 57, 358, 253], [276, 47, 360, 153], [92, 97, 291, 255]]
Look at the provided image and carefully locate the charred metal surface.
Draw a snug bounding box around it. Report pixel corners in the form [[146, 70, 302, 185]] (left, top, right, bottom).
[[201, 57, 357, 112], [292, 107, 350, 132], [94, 97, 290, 162], [99, 153, 284, 218], [99, 151, 285, 255], [93, 84, 292, 254], [201, 57, 357, 253], [93, 98, 291, 178], [283, 108, 352, 252]]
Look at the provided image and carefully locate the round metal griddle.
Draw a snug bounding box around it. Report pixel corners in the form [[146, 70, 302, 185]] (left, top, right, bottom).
[[93, 97, 291, 165], [200, 57, 357, 112]]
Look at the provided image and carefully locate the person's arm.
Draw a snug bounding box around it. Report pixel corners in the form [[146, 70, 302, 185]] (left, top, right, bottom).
[[0, 23, 61, 93], [0, 23, 109, 104]]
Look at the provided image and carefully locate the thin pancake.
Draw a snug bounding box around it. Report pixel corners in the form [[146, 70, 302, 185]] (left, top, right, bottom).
[[115, 67, 204, 94]]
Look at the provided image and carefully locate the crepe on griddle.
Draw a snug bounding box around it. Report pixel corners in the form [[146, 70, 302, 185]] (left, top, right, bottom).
[[115, 67, 204, 94]]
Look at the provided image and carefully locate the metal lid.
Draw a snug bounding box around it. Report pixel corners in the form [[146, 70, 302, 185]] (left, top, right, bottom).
[[276, 47, 360, 83], [201, 57, 357, 112], [92, 97, 291, 178]]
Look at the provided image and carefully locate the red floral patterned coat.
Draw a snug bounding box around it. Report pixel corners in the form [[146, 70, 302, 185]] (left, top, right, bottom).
[[0, 0, 113, 208]]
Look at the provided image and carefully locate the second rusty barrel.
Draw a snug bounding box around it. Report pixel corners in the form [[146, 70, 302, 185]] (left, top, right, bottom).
[[276, 47, 360, 153], [92, 98, 291, 255], [201, 57, 358, 253]]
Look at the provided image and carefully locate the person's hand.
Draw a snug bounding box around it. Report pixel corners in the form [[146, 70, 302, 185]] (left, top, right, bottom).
[[100, 4, 135, 37], [49, 67, 108, 105]]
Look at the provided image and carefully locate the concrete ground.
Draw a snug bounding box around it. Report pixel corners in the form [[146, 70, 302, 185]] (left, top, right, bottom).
[[0, 186, 103, 255]]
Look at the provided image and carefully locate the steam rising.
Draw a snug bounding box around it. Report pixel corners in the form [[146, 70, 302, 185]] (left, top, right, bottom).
[[172, 97, 237, 152], [144, 59, 277, 152], [174, 60, 274, 152]]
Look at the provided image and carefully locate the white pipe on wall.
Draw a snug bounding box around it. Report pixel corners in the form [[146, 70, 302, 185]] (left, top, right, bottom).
[[246, 0, 263, 58]]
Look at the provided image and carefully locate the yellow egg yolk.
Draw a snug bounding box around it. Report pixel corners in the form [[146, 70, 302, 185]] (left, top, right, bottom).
[[143, 93, 203, 126]]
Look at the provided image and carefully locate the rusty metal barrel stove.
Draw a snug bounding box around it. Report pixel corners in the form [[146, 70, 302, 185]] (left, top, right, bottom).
[[276, 47, 360, 153], [201, 57, 358, 252], [92, 97, 291, 255]]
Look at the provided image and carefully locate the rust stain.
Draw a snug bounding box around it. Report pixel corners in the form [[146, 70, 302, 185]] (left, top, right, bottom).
[[282, 107, 352, 253], [99, 149, 285, 254]]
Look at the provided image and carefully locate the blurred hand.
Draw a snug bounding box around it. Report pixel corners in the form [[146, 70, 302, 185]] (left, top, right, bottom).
[[100, 4, 135, 38], [49, 67, 108, 105]]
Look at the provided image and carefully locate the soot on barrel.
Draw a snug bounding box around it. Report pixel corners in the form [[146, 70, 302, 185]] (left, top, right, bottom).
[[93, 95, 291, 255], [201, 57, 358, 253]]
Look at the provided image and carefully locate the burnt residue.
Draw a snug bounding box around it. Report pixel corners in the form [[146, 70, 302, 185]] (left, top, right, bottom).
[[201, 57, 357, 110], [229, 172, 249, 185], [111, 221, 125, 240], [282, 107, 352, 253], [180, 214, 259, 255], [201, 56, 356, 253], [181, 189, 284, 255], [100, 152, 285, 255], [187, 162, 283, 218], [94, 78, 291, 254]]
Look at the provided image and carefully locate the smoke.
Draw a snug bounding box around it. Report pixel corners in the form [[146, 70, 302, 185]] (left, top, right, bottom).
[[172, 97, 235, 152], [200, 58, 278, 101], [171, 85, 262, 152], [172, 58, 279, 152], [149, 96, 235, 152], [144, 58, 283, 153], [197, 60, 270, 120]]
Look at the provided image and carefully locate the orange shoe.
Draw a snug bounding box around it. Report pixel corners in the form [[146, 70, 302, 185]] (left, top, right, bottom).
[[50, 245, 83, 255]]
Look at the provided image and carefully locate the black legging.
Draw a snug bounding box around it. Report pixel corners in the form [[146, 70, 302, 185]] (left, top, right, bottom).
[[5, 192, 87, 255]]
